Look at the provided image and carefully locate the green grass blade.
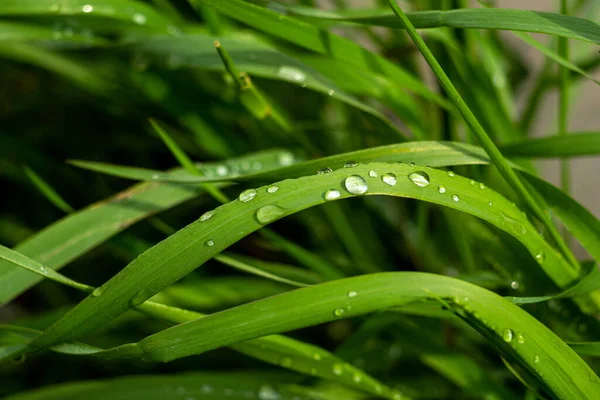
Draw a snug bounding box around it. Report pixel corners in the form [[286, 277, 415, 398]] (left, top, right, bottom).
[[150, 119, 198, 175], [500, 132, 600, 158], [283, 6, 600, 44], [567, 342, 600, 356], [214, 254, 310, 288], [25, 162, 594, 352], [23, 166, 74, 213]]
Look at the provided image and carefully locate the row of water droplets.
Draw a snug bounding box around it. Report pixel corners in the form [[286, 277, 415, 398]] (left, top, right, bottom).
[[158, 383, 298, 400], [48, 4, 147, 25]]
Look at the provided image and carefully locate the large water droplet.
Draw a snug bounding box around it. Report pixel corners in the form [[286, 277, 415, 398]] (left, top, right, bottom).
[[438, 185, 446, 194], [317, 167, 333, 175], [502, 328, 514, 343], [258, 385, 280, 400], [344, 175, 368, 195], [256, 205, 286, 224], [511, 281, 519, 290], [267, 185, 278, 194], [333, 308, 345, 317], [133, 13, 147, 25], [408, 171, 430, 187], [535, 251, 545, 264], [239, 189, 257, 202], [451, 194, 460, 202], [344, 161, 358, 168], [205, 239, 215, 247], [332, 364, 343, 375], [324, 189, 341, 201], [277, 66, 306, 83], [82, 4, 93, 13], [368, 170, 378, 178], [200, 211, 214, 222], [381, 173, 397, 186]]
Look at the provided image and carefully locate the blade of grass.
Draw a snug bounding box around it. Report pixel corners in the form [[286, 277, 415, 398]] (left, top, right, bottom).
[[23, 166, 74, 213], [386, 0, 578, 270], [214, 254, 310, 288]]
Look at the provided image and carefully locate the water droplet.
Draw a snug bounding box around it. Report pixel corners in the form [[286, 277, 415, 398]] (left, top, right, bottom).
[[277, 66, 306, 83], [333, 308, 345, 317], [502, 328, 514, 343], [516, 333, 525, 344], [348, 290, 357, 298], [533, 354, 540, 364], [535, 251, 545, 264], [447, 171, 455, 177], [344, 161, 358, 168], [281, 357, 292, 367], [488, 201, 493, 206], [133, 13, 147, 25], [278, 152, 294, 166], [451, 194, 460, 202], [470, 179, 476, 185], [511, 281, 519, 290], [332, 364, 343, 375], [328, 89, 335, 96], [256, 205, 286, 224], [317, 167, 333, 175], [92, 287, 104, 297], [479, 183, 485, 189], [368, 170, 378, 178], [352, 373, 361, 382], [200, 211, 214, 222], [50, 4, 60, 12], [130, 289, 154, 307], [82, 4, 93, 13], [438, 185, 446, 194], [408, 171, 430, 187], [313, 353, 321, 360], [393, 393, 404, 400], [409, 162, 416, 167], [258, 385, 280, 400], [200, 384, 213, 394], [151, 174, 160, 179], [344, 175, 368, 195], [215, 165, 228, 176], [324, 189, 341, 201], [381, 173, 397, 186], [205, 239, 215, 247], [239, 189, 257, 202]]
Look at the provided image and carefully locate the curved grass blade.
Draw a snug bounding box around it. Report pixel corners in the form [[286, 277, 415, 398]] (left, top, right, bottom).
[[0, 0, 172, 33], [567, 342, 600, 356], [23, 166, 74, 213], [214, 254, 310, 288], [2, 372, 329, 400], [26, 162, 594, 353], [64, 272, 600, 399], [283, 6, 600, 44], [500, 132, 600, 158], [0, 247, 403, 400], [0, 149, 292, 304]]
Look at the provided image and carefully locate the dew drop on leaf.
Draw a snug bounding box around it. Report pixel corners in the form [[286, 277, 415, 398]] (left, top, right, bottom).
[[348, 290, 357, 298], [368, 170, 378, 178], [438, 185, 446, 194], [317, 167, 333, 175], [92, 287, 104, 297], [535, 251, 545, 264], [502, 328, 514, 343], [324, 189, 341, 201], [200, 211, 213, 222], [277, 66, 306, 83], [239, 189, 257, 202], [133, 13, 147, 25], [511, 281, 519, 290], [533, 354, 540, 364], [267, 185, 279, 194], [447, 171, 455, 177], [344, 175, 368, 195], [333, 308, 345, 317], [82, 4, 93, 13], [353, 373, 361, 382], [256, 205, 286, 224], [381, 173, 397, 186], [332, 364, 343, 375], [479, 182, 485, 189], [408, 171, 430, 187], [205, 239, 215, 247], [451, 194, 460, 202], [258, 385, 280, 400], [344, 161, 358, 168], [516, 333, 525, 344]]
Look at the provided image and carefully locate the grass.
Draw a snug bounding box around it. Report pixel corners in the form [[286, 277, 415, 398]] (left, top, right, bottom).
[[0, 0, 599, 399]]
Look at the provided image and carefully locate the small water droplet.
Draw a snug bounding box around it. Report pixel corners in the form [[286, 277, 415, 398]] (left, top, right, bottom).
[[151, 174, 160, 179], [438, 185, 446, 194], [479, 183, 485, 189], [535, 251, 545, 264], [277, 66, 306, 83], [470, 179, 476, 185], [278, 152, 294, 166], [328, 89, 335, 96], [333, 308, 345, 317], [200, 211, 214, 222], [239, 189, 257, 202], [348, 290, 357, 298], [381, 173, 397, 186], [130, 289, 154, 307], [488, 202, 493, 206], [511, 281, 519, 290], [258, 385, 280, 400], [313, 353, 321, 360], [368, 170, 378, 178], [82, 4, 93, 13], [206, 239, 215, 247], [451, 194, 460, 202], [256, 205, 286, 224], [344, 161, 358, 168], [344, 175, 368, 195], [324, 189, 341, 201], [408, 171, 430, 187], [502, 328, 514, 343], [317, 167, 333, 175], [92, 287, 104, 297], [447, 171, 455, 177], [267, 185, 279, 193], [533, 354, 540, 363], [133, 13, 147, 25], [516, 333, 525, 344], [216, 165, 228, 176], [332, 364, 343, 375], [408, 162, 415, 167]]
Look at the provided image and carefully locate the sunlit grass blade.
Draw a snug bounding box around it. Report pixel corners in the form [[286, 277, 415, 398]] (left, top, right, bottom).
[[24, 162, 597, 354], [214, 254, 310, 288], [23, 166, 74, 213], [283, 5, 600, 44], [567, 342, 600, 356], [150, 119, 198, 175], [500, 132, 600, 158]]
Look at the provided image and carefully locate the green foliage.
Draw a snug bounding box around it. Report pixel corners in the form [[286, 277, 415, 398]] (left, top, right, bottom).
[[1, 1, 599, 399]]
